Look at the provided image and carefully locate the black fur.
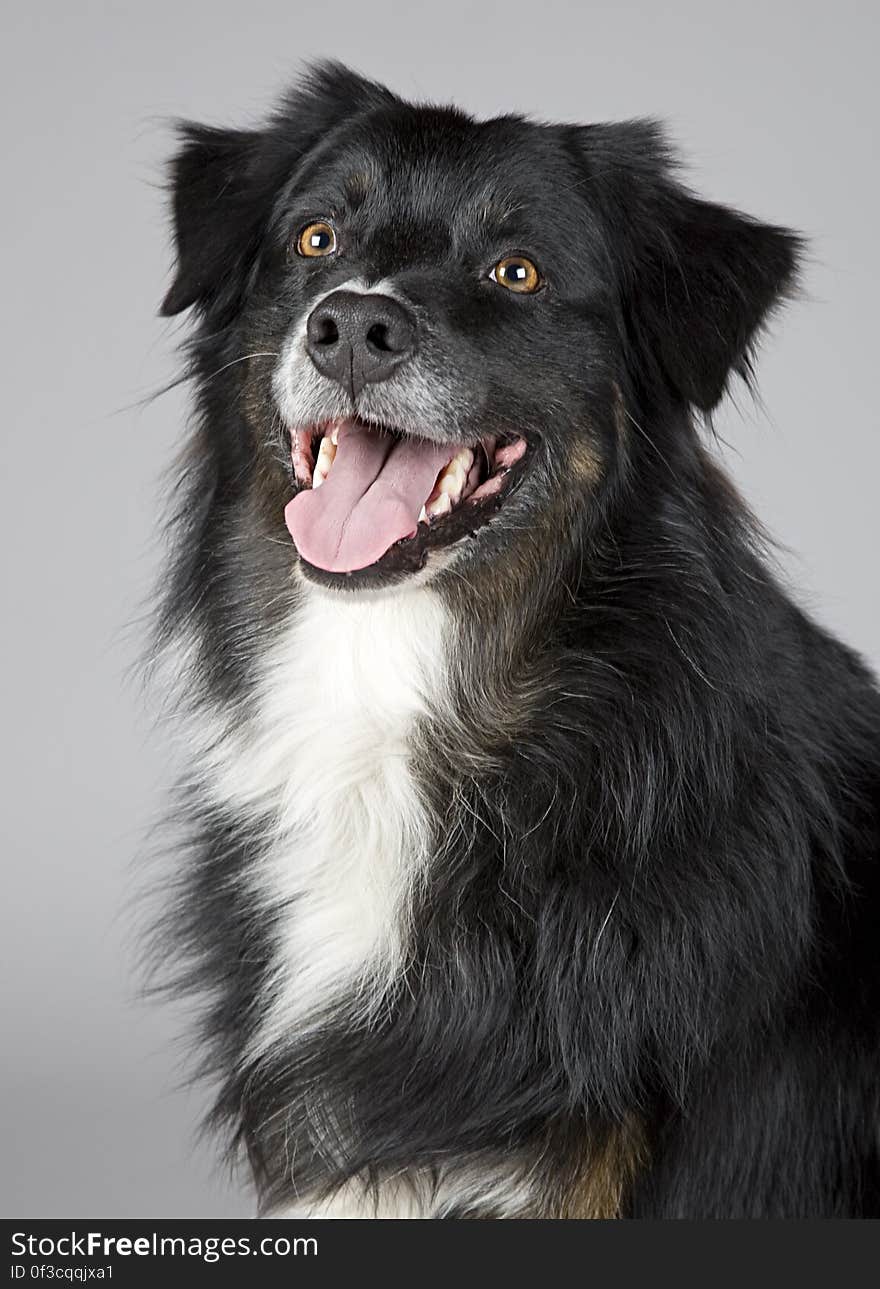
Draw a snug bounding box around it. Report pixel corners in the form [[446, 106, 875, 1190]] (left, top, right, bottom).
[[155, 62, 880, 1217]]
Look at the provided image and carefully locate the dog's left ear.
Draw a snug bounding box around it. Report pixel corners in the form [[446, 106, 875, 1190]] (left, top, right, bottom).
[[578, 123, 803, 411]]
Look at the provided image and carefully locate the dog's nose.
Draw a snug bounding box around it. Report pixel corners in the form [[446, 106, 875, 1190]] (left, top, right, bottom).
[[305, 291, 416, 396]]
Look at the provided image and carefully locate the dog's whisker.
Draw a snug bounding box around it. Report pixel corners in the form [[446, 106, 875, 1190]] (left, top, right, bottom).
[[200, 351, 280, 382]]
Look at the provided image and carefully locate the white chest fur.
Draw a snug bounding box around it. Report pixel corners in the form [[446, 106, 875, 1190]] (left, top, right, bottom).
[[201, 583, 450, 1058]]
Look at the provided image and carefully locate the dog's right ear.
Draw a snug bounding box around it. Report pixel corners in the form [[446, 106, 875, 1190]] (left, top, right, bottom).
[[159, 124, 268, 319], [160, 62, 396, 321]]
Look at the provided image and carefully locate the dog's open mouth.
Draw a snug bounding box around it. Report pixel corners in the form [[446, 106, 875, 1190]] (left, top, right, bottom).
[[284, 418, 528, 578]]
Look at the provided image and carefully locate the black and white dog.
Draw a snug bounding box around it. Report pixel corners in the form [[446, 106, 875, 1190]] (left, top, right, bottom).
[[155, 62, 880, 1217]]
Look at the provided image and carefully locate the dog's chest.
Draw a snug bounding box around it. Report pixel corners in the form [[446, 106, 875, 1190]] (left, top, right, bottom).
[[215, 587, 449, 1053]]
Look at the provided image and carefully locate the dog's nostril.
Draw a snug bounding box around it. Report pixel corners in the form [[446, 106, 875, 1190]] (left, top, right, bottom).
[[313, 316, 339, 346], [366, 322, 392, 353]]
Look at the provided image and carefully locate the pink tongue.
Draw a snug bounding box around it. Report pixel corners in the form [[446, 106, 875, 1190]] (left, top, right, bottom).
[[285, 421, 453, 573]]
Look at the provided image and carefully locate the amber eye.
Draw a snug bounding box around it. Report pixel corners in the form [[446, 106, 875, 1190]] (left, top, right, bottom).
[[295, 221, 338, 258], [490, 255, 542, 294]]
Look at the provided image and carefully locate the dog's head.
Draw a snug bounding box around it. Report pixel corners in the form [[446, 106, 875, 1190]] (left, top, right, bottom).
[[162, 62, 800, 594]]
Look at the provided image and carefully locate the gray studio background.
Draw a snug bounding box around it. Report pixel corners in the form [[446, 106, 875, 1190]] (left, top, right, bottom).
[[1, 0, 877, 1217]]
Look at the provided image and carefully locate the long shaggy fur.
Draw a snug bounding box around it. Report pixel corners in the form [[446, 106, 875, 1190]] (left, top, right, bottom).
[[150, 62, 880, 1218]]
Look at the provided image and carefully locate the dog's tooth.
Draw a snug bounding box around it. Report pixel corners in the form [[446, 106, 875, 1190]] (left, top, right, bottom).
[[463, 457, 482, 499], [330, 425, 340, 445], [438, 471, 464, 498], [455, 447, 474, 473], [436, 456, 467, 496], [424, 452, 469, 512], [426, 492, 452, 519], [418, 504, 428, 523], [311, 436, 337, 488]]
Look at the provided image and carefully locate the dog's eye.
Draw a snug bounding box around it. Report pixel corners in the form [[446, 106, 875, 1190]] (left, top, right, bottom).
[[295, 221, 338, 258], [490, 255, 542, 294]]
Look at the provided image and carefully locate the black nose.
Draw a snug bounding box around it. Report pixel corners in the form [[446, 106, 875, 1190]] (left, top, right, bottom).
[[305, 290, 416, 397]]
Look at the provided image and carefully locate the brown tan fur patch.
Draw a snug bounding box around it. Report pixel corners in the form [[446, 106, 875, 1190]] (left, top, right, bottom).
[[343, 171, 371, 208], [554, 1117, 648, 1219], [568, 436, 603, 486]]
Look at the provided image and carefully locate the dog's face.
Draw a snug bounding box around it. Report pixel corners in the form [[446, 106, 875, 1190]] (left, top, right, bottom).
[[264, 107, 617, 591], [162, 63, 799, 594]]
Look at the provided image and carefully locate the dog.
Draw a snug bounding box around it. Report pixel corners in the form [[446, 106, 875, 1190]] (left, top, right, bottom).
[[154, 61, 880, 1217]]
